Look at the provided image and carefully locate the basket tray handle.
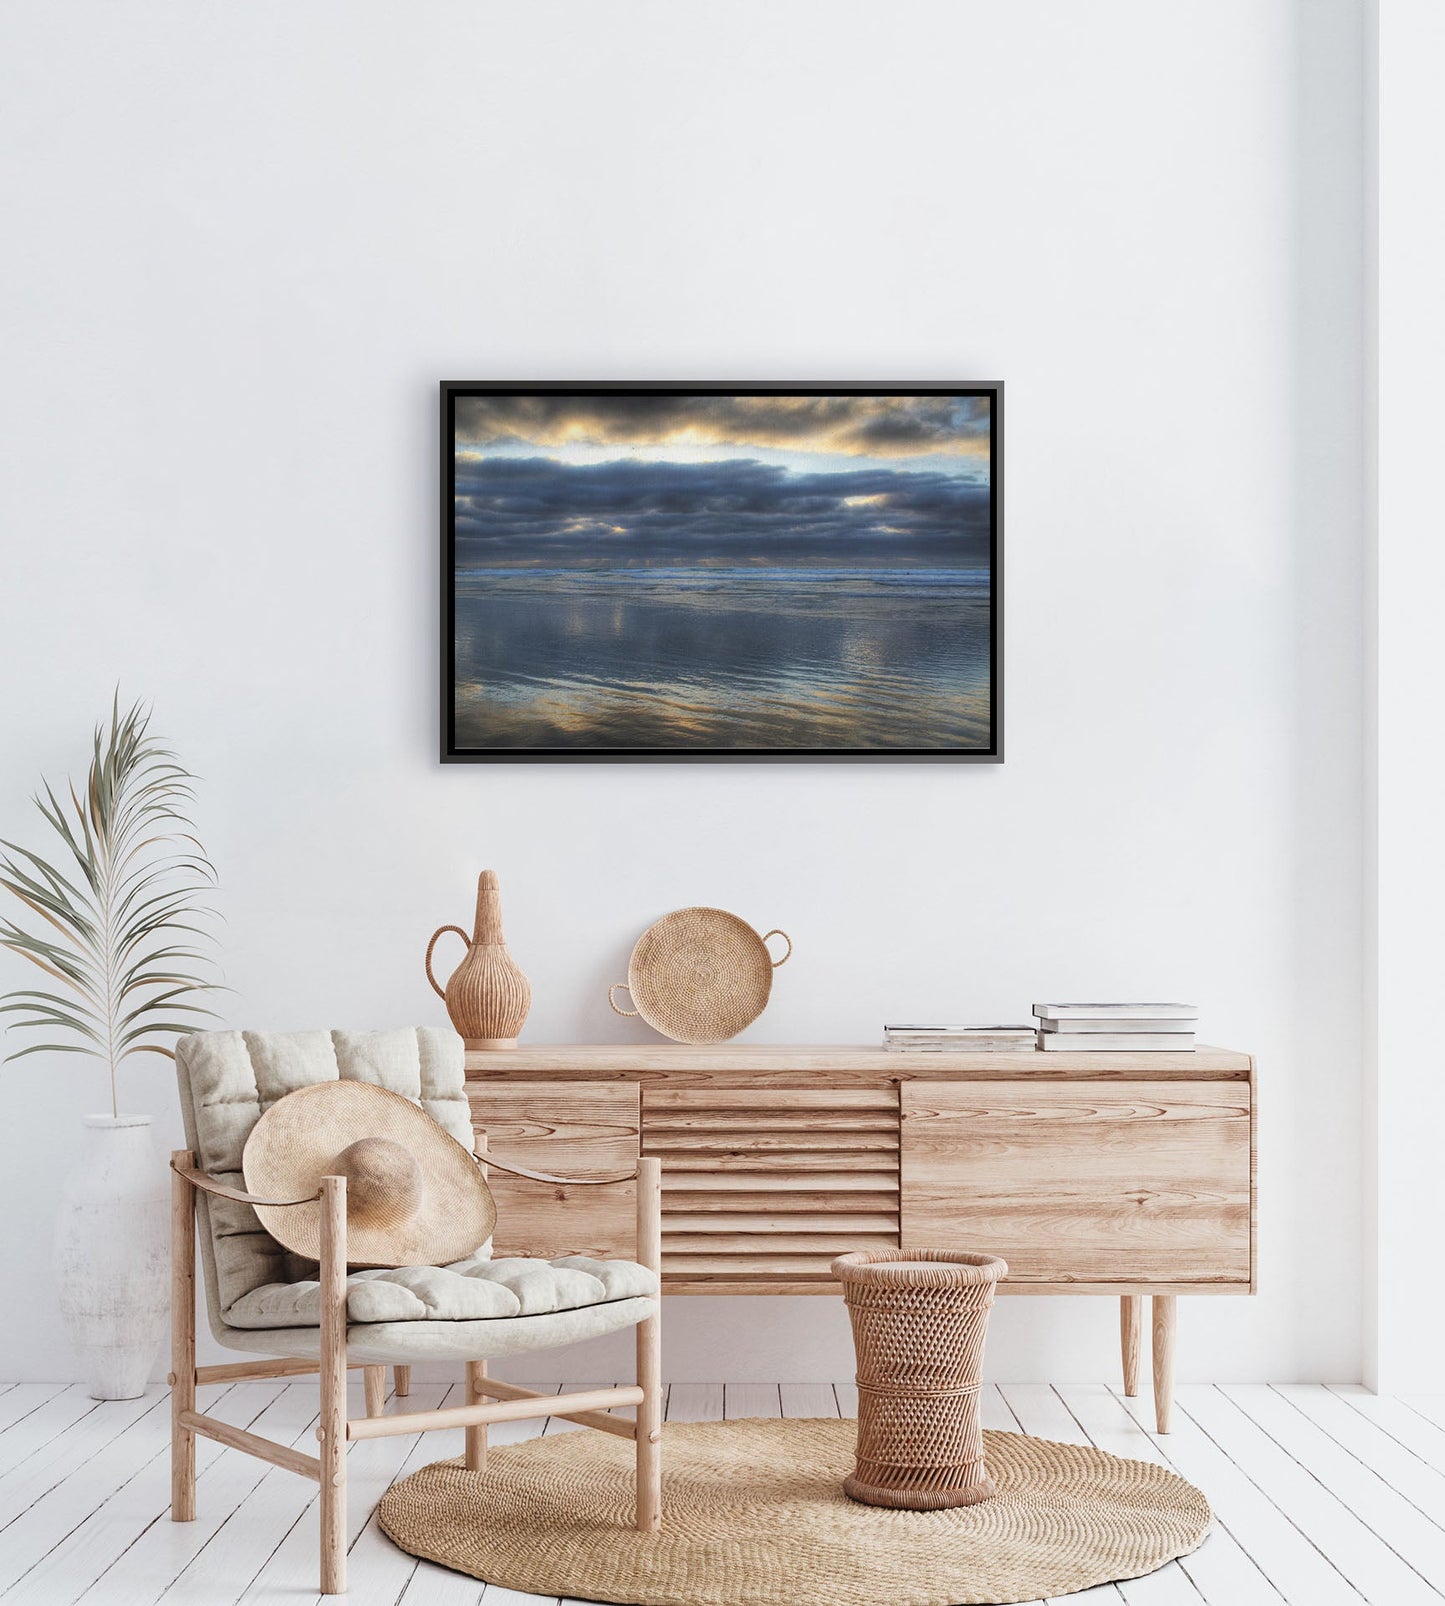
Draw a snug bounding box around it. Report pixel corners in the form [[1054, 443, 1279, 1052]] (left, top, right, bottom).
[[762, 929, 792, 967], [608, 982, 641, 1017]]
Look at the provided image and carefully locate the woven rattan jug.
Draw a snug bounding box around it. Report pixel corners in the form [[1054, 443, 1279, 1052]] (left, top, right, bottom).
[[425, 870, 531, 1048]]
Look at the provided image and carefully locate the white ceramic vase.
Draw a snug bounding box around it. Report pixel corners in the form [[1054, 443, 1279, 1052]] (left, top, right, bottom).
[[55, 1114, 170, 1400]]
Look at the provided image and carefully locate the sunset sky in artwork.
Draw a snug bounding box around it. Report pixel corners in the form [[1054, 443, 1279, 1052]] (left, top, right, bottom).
[[452, 393, 992, 568]]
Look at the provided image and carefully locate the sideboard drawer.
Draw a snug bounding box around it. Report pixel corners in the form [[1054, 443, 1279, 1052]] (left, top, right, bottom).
[[642, 1085, 901, 1289], [900, 1081, 1252, 1285], [469, 1080, 640, 1261]]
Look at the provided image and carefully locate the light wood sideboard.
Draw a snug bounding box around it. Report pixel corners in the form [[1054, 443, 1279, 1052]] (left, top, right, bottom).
[[465, 1043, 1256, 1431]]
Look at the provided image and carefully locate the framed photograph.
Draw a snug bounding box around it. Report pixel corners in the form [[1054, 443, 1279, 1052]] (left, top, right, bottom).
[[441, 383, 1002, 762]]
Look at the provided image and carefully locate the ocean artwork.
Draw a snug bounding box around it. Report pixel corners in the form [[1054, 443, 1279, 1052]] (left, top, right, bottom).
[[442, 387, 1000, 760]]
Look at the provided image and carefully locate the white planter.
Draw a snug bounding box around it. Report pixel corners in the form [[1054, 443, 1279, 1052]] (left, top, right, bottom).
[[55, 1114, 169, 1400]]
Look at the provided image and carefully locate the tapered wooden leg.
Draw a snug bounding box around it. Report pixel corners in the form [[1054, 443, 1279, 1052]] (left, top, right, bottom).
[[393, 1365, 410, 1398], [363, 1366, 385, 1418], [169, 1151, 197, 1522], [1120, 1295, 1143, 1397], [465, 1361, 488, 1472], [465, 1134, 489, 1474], [1152, 1294, 1176, 1434], [635, 1156, 662, 1532], [318, 1176, 348, 1595], [635, 1310, 662, 1529]]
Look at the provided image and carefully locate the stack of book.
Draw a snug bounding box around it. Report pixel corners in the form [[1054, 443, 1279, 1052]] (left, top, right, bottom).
[[1032, 1003, 1198, 1051], [884, 1024, 1037, 1053]]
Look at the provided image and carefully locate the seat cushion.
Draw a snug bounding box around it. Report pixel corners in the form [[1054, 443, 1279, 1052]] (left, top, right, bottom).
[[218, 1295, 660, 1366], [225, 1254, 658, 1329], [175, 1027, 476, 1317]]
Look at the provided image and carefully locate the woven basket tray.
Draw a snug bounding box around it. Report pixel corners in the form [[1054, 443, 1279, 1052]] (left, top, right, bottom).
[[609, 907, 791, 1043]]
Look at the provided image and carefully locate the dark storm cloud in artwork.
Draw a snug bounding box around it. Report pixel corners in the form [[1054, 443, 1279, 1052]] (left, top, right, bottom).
[[453, 455, 991, 567], [453, 392, 991, 460]]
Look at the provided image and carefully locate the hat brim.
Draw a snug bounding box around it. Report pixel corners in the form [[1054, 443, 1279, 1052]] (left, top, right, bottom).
[[242, 1081, 495, 1268]]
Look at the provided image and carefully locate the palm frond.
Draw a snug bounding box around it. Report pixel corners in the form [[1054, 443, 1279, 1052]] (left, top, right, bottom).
[[0, 836, 101, 921], [117, 1018, 217, 1050], [4, 1042, 100, 1062], [0, 876, 102, 958], [0, 696, 223, 1113], [0, 927, 103, 999], [116, 983, 219, 1026]]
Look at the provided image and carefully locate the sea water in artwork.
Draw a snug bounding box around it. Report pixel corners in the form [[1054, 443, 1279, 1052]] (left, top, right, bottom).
[[450, 392, 994, 754]]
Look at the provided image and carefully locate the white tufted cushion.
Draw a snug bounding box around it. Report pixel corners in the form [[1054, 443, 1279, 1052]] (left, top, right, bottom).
[[215, 1297, 659, 1366], [225, 1254, 659, 1330], [174, 1028, 479, 1320]]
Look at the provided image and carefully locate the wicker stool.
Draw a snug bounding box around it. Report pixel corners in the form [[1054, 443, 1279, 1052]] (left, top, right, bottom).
[[832, 1249, 1008, 1510]]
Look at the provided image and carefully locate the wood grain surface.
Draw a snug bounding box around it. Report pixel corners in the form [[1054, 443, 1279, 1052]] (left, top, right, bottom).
[[901, 1081, 1251, 1283], [467, 1042, 1251, 1081], [468, 1080, 639, 1259], [463, 1045, 1255, 1298], [640, 1083, 901, 1283]]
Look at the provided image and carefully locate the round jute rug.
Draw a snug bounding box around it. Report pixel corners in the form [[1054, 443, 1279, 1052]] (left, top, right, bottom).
[[376, 1419, 1212, 1606]]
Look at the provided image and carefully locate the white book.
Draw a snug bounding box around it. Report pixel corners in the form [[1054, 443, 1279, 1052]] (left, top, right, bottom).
[[1039, 1017, 1196, 1034], [885, 1024, 1035, 1036], [886, 1035, 1035, 1053], [1036, 1031, 1196, 1052], [879, 1021, 1040, 1034], [887, 1043, 1034, 1053], [885, 1025, 1036, 1053], [1032, 1002, 1198, 1021]]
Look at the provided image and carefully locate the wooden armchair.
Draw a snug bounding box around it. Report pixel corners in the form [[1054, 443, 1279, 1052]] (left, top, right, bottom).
[[169, 1027, 662, 1596]]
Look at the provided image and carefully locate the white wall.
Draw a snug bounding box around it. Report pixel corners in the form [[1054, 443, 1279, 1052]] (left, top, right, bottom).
[[1365, 0, 1445, 1396], [0, 0, 1367, 1384]]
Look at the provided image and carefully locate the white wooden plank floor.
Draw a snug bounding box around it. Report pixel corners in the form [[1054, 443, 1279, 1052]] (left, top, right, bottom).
[[0, 1380, 1442, 1605]]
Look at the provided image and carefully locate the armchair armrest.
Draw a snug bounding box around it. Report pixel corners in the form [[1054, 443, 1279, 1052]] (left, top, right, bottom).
[[170, 1157, 319, 1209], [474, 1151, 640, 1188]]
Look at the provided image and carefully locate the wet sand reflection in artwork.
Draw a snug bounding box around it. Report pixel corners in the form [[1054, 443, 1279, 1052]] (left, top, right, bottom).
[[454, 566, 990, 751]]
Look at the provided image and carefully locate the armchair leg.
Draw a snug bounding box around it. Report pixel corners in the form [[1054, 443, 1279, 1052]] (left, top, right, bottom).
[[635, 1156, 662, 1532], [465, 1361, 488, 1472], [636, 1308, 661, 1530], [466, 1132, 487, 1474], [363, 1367, 385, 1418], [318, 1176, 348, 1595], [170, 1151, 197, 1523], [393, 1365, 410, 1398]]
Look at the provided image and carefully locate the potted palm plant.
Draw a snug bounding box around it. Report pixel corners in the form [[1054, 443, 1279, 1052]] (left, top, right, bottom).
[[0, 698, 220, 1398]]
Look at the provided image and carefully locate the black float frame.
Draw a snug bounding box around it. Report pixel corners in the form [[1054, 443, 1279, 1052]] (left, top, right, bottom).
[[440, 381, 1003, 763]]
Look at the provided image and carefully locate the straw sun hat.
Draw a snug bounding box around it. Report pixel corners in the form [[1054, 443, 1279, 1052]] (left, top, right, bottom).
[[242, 1081, 495, 1268]]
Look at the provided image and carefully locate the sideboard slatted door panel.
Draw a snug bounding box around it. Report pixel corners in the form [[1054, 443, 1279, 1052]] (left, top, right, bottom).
[[467, 1080, 640, 1261], [900, 1081, 1252, 1284], [643, 1086, 900, 1290]]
